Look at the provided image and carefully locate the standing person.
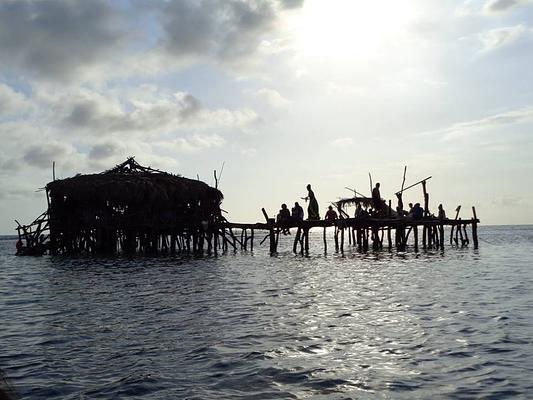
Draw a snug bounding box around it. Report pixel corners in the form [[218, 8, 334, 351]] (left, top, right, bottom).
[[325, 205, 338, 221], [372, 182, 383, 212], [305, 184, 320, 220], [292, 202, 304, 221], [438, 204, 446, 220]]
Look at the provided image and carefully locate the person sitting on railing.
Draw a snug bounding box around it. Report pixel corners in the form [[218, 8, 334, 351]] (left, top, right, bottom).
[[277, 204, 291, 234]]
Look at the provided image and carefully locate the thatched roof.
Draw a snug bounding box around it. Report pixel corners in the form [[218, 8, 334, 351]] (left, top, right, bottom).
[[336, 196, 373, 209], [46, 158, 223, 207]]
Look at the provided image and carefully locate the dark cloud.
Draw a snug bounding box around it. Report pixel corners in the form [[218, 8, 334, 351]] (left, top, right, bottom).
[[23, 143, 70, 168], [155, 0, 302, 60], [280, 0, 304, 9], [89, 142, 123, 160], [484, 0, 520, 13], [0, 1, 304, 80], [0, 0, 126, 80], [63, 92, 202, 133]]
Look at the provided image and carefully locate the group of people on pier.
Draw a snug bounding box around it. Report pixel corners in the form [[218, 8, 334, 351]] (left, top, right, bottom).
[[275, 182, 449, 227], [276, 184, 340, 226]]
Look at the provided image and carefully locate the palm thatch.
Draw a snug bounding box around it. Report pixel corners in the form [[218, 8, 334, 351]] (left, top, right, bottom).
[[336, 196, 374, 209], [47, 171, 223, 208], [46, 157, 223, 231]]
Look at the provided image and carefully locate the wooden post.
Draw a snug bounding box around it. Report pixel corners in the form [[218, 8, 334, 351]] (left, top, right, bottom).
[[269, 228, 276, 254], [251, 229, 254, 252], [340, 226, 344, 253], [323, 226, 327, 254], [413, 224, 419, 252], [439, 225, 445, 250], [372, 226, 379, 250], [387, 226, 392, 250], [422, 180, 429, 216], [462, 224, 469, 245], [334, 227, 339, 252], [450, 206, 461, 245], [472, 206, 479, 249], [293, 227, 301, 254], [304, 228, 309, 255]]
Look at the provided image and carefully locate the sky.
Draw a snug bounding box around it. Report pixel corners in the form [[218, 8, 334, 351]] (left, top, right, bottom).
[[1, 0, 533, 234]]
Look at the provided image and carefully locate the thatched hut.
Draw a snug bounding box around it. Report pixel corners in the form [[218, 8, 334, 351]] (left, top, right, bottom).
[[45, 157, 223, 254]]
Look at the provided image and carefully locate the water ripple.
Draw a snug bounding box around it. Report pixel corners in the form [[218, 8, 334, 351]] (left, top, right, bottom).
[[1, 227, 533, 398]]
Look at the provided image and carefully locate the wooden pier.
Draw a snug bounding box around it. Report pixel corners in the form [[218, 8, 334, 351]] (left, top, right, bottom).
[[221, 211, 480, 255], [16, 210, 479, 256], [14, 158, 480, 257]]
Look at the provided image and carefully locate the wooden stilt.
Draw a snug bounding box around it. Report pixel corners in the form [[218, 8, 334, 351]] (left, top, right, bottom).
[[293, 227, 301, 254], [414, 225, 419, 252], [472, 206, 479, 249]]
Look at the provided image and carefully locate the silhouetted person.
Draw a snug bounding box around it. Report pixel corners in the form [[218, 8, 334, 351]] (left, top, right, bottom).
[[438, 204, 446, 220], [292, 202, 304, 221], [304, 184, 320, 220], [412, 203, 424, 220], [355, 203, 369, 219], [372, 182, 384, 213], [277, 203, 291, 234], [277, 203, 291, 223], [325, 205, 338, 221]]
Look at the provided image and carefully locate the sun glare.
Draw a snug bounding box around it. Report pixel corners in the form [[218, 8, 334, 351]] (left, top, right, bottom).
[[288, 0, 415, 61]]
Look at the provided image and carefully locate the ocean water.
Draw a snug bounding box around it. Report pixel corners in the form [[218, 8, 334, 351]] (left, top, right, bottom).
[[1, 225, 533, 399]]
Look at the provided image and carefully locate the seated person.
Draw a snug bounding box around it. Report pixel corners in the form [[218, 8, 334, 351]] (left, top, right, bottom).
[[291, 202, 304, 221], [412, 203, 424, 220], [355, 203, 369, 219], [325, 205, 338, 221], [277, 203, 291, 234]]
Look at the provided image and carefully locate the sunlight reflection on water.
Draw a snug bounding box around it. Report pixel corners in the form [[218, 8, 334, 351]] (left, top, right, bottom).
[[1, 226, 533, 399]]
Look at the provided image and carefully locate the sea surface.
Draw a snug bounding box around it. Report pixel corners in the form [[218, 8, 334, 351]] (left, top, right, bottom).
[[1, 225, 533, 399]]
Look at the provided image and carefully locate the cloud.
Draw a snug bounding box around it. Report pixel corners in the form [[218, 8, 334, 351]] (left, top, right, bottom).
[[491, 195, 529, 207], [252, 88, 290, 108], [23, 142, 74, 168], [483, 0, 525, 14], [88, 141, 125, 160], [161, 134, 226, 153], [422, 107, 533, 140], [0, 83, 28, 115], [154, 0, 302, 62], [241, 147, 258, 157], [331, 137, 355, 147], [479, 25, 533, 51], [457, 0, 531, 16], [0, 0, 126, 81], [280, 0, 304, 9], [58, 89, 256, 135]]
